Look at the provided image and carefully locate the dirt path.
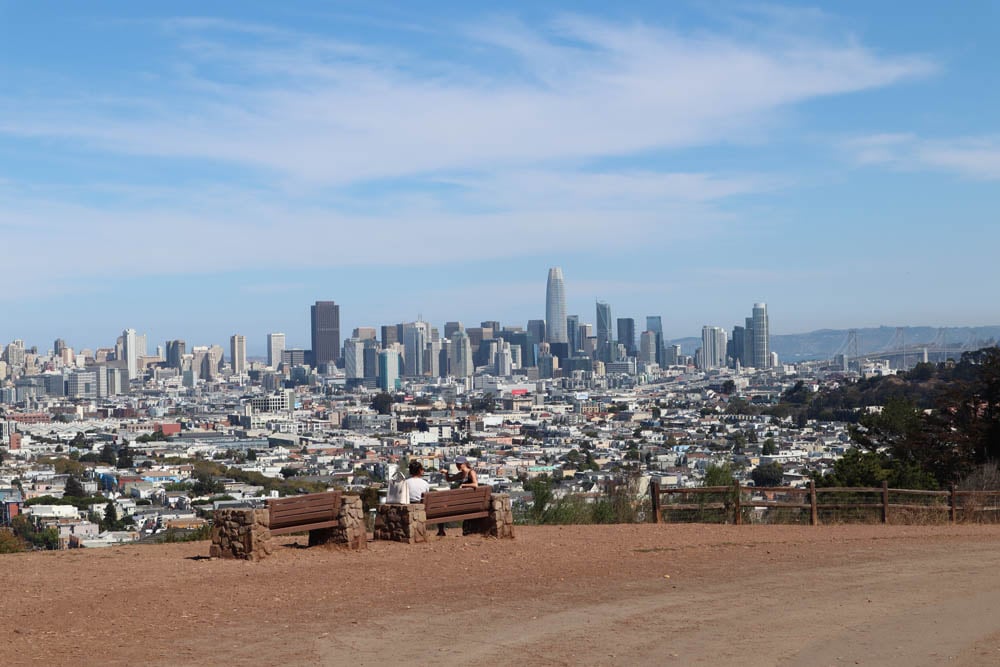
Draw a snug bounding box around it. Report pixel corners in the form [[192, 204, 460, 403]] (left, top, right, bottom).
[[3, 524, 1000, 666]]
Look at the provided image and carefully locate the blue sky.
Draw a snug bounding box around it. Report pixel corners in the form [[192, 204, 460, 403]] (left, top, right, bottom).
[[1, 1, 998, 355]]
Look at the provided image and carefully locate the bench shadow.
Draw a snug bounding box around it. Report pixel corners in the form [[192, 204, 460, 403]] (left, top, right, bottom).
[[185, 555, 213, 561]]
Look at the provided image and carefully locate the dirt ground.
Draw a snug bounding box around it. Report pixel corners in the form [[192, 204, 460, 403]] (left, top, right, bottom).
[[4, 524, 1000, 666]]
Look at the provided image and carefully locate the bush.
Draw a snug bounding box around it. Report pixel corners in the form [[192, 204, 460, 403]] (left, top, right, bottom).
[[0, 528, 25, 554]]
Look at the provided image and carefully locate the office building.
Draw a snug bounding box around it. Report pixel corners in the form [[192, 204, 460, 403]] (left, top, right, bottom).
[[166, 340, 186, 370], [444, 322, 464, 340], [230, 334, 247, 375], [596, 302, 613, 361], [700, 326, 728, 369], [751, 302, 770, 369], [377, 349, 399, 391], [122, 329, 138, 380], [344, 338, 365, 380], [401, 321, 431, 377], [267, 333, 286, 368], [617, 318, 636, 357], [639, 331, 658, 364], [526, 320, 546, 349], [566, 315, 580, 353], [449, 330, 474, 378], [310, 301, 341, 367], [730, 325, 746, 367], [381, 324, 399, 349], [545, 267, 568, 343]]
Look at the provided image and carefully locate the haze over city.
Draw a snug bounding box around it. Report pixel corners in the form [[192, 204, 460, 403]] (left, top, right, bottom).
[[2, 1, 998, 349]]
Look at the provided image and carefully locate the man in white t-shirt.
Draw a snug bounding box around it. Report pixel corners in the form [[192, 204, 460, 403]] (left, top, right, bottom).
[[404, 460, 431, 503]]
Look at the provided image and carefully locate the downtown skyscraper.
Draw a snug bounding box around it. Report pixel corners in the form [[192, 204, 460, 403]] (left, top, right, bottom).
[[545, 267, 568, 344], [310, 301, 341, 368], [230, 334, 247, 375], [751, 302, 770, 369]]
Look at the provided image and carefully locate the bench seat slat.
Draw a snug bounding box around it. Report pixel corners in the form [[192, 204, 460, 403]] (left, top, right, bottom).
[[270, 510, 338, 527], [425, 497, 491, 510], [269, 519, 342, 536], [425, 511, 490, 525], [269, 496, 338, 512], [270, 505, 339, 519]]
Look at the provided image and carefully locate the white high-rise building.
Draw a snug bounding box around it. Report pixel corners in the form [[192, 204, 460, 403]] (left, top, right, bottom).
[[752, 302, 770, 369], [545, 267, 568, 344], [494, 341, 513, 377], [700, 326, 728, 369], [401, 322, 429, 377], [344, 338, 365, 380], [123, 329, 138, 380], [230, 334, 247, 375], [449, 330, 474, 378], [267, 333, 286, 369]]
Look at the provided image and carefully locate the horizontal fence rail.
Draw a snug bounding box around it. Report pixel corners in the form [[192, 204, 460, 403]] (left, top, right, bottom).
[[650, 481, 1000, 526]]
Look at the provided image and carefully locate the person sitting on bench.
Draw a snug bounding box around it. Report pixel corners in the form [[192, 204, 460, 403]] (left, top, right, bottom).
[[404, 460, 431, 503], [443, 456, 478, 488], [436, 456, 477, 536]]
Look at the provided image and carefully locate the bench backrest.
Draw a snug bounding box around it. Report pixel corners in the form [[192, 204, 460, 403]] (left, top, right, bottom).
[[424, 486, 491, 520], [267, 491, 343, 531]]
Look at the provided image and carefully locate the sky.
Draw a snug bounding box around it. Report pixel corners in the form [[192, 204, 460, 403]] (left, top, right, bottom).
[[1, 1, 998, 355]]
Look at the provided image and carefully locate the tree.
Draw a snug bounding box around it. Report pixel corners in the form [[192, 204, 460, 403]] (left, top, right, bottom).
[[279, 467, 299, 479], [371, 392, 393, 415], [762, 438, 778, 456], [64, 476, 86, 498], [246, 449, 257, 461], [11, 516, 59, 550], [721, 380, 736, 395], [99, 444, 117, 467], [71, 432, 87, 449], [191, 472, 225, 497], [704, 463, 735, 487], [752, 462, 784, 487], [116, 446, 134, 469], [102, 501, 120, 532]]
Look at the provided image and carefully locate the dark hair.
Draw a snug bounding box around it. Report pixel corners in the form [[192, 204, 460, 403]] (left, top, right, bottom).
[[408, 460, 424, 476]]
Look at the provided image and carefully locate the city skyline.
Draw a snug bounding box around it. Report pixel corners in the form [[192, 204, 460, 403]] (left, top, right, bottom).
[[1, 3, 998, 347]]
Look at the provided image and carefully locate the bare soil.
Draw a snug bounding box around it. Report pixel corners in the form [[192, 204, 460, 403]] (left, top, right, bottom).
[[4, 524, 1000, 666]]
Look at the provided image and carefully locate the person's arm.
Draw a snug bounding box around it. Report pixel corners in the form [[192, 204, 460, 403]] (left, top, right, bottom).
[[461, 468, 478, 487]]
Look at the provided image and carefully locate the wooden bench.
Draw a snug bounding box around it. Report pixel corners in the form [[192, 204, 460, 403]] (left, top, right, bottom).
[[423, 486, 492, 526], [267, 490, 343, 536]]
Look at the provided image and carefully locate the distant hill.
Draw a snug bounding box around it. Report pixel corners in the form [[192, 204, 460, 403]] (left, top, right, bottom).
[[669, 326, 1000, 363]]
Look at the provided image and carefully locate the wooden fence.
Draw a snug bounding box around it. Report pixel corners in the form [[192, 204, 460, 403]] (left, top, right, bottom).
[[649, 481, 1000, 525]]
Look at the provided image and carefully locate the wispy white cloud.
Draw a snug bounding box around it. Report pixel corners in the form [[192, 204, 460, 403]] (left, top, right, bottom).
[[0, 10, 938, 298], [846, 134, 1000, 180], [0, 13, 933, 185]]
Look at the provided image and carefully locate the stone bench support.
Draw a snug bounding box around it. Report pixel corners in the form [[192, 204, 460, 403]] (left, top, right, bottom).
[[374, 503, 427, 544]]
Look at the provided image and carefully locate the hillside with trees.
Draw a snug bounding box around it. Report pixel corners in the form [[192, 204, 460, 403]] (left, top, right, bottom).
[[766, 348, 1000, 489]]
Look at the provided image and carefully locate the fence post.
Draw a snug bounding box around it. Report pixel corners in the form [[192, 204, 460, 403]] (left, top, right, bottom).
[[809, 480, 818, 526], [882, 480, 890, 524], [733, 480, 742, 525], [651, 481, 661, 524], [949, 485, 957, 524]]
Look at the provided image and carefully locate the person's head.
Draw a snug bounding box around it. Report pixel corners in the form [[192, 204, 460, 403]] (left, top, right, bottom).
[[408, 460, 424, 477], [455, 456, 469, 470]]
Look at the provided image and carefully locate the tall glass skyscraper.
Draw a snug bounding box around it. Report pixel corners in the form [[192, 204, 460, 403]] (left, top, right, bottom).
[[751, 302, 770, 369], [545, 267, 568, 343]]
